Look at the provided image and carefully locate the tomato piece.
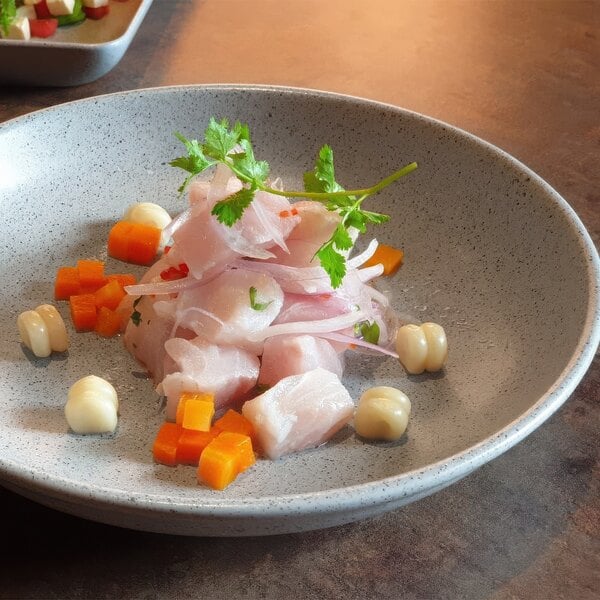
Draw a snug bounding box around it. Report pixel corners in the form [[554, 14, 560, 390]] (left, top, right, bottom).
[[29, 18, 59, 38], [83, 5, 110, 19], [34, 0, 52, 19]]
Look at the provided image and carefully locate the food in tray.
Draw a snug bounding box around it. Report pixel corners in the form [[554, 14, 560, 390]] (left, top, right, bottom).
[[18, 117, 449, 490], [0, 0, 127, 41]]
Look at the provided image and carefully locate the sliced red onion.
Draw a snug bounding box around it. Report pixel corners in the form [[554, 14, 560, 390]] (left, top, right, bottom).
[[124, 276, 206, 296], [315, 331, 399, 358], [246, 309, 369, 342], [347, 239, 379, 269], [357, 264, 384, 282], [162, 206, 193, 242]]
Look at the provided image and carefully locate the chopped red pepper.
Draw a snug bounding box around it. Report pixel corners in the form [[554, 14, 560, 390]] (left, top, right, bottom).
[[83, 5, 110, 19], [34, 0, 52, 19], [163, 245, 172, 254], [291, 207, 299, 216], [160, 263, 189, 281], [278, 210, 290, 218], [29, 18, 58, 38]]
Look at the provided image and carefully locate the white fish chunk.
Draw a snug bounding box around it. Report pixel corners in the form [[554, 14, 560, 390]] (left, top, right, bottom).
[[171, 268, 284, 354], [242, 367, 354, 459], [258, 335, 344, 386], [160, 337, 260, 420]]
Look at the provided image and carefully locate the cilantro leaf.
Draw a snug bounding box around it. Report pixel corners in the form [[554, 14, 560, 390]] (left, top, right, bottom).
[[359, 321, 380, 344], [316, 243, 346, 288], [169, 132, 214, 194], [211, 187, 256, 226], [231, 139, 269, 184], [331, 224, 354, 251], [203, 117, 243, 160], [249, 286, 273, 311]]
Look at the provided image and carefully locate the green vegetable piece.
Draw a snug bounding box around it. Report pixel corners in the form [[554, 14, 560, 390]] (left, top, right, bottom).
[[249, 286, 273, 311], [358, 321, 380, 344], [212, 187, 256, 226], [57, 0, 86, 26], [0, 0, 16, 36]]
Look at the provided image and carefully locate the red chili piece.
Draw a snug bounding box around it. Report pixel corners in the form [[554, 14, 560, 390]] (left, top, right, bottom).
[[160, 263, 189, 281]]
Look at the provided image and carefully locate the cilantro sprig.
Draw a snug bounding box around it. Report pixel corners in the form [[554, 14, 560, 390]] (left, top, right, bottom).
[[170, 118, 417, 288]]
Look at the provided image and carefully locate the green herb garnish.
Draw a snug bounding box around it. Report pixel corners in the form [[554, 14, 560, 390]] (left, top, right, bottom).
[[249, 286, 273, 311], [170, 118, 417, 288], [356, 320, 381, 344]]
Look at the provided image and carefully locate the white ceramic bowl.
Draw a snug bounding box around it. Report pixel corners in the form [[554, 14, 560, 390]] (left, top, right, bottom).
[[0, 85, 598, 536]]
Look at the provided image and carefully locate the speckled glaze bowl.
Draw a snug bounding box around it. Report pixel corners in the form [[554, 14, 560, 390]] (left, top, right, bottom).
[[1, 86, 598, 536]]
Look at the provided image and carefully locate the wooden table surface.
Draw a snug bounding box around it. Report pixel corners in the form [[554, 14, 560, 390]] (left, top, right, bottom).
[[1, 1, 598, 598]]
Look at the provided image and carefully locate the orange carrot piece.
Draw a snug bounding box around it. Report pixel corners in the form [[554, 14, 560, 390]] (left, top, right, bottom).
[[69, 293, 97, 331], [54, 266, 81, 300], [175, 392, 215, 428], [182, 400, 215, 432], [176, 429, 217, 465], [213, 432, 256, 472], [108, 220, 161, 265], [94, 306, 122, 337], [152, 423, 181, 466], [197, 441, 240, 490], [106, 273, 137, 288], [212, 409, 256, 444], [362, 244, 404, 276], [94, 279, 127, 311], [77, 259, 106, 291]]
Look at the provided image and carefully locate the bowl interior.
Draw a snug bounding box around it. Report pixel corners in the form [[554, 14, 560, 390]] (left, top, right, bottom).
[[0, 87, 595, 504]]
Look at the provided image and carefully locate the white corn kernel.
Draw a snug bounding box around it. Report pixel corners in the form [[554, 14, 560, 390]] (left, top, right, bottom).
[[396, 322, 448, 374], [35, 304, 69, 352], [354, 387, 411, 441], [65, 375, 119, 434], [124, 203, 172, 230], [17, 310, 51, 358]]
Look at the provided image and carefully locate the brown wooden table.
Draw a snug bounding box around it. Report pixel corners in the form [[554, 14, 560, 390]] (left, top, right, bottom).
[[1, 1, 598, 598]]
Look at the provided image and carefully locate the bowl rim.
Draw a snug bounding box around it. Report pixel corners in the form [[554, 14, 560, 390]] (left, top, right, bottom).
[[1, 83, 599, 519]]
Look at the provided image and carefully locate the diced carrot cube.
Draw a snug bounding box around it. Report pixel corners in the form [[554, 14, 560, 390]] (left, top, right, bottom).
[[362, 244, 404, 276], [107, 221, 132, 262], [212, 409, 256, 444], [175, 392, 215, 429], [152, 423, 181, 466], [108, 220, 161, 265], [77, 259, 107, 291], [94, 279, 127, 311], [69, 293, 97, 331], [213, 432, 256, 472], [94, 306, 122, 337], [197, 442, 240, 490], [106, 273, 137, 288], [176, 429, 216, 465], [54, 266, 81, 300]]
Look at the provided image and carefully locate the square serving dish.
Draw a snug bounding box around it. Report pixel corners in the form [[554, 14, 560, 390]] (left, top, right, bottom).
[[0, 0, 153, 86]]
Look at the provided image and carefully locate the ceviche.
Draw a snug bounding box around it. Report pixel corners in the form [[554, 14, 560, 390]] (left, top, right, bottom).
[[18, 118, 448, 491]]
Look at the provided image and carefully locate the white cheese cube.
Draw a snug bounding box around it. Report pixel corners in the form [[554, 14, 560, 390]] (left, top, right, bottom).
[[17, 5, 37, 19], [82, 0, 109, 6], [47, 0, 75, 16], [1, 16, 31, 41]]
